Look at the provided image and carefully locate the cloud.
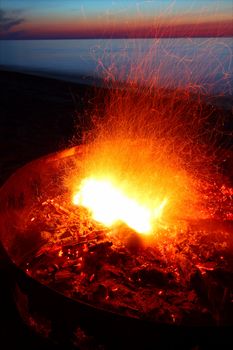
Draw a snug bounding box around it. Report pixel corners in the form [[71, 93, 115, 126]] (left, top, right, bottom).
[[0, 9, 25, 33]]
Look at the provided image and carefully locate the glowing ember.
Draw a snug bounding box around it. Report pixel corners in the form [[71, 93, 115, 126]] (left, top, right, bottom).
[[73, 177, 167, 234]]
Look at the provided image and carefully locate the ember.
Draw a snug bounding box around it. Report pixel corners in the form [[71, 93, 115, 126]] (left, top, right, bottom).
[[20, 175, 233, 326]]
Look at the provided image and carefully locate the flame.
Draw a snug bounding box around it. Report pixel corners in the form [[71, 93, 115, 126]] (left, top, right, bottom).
[[73, 177, 167, 234], [68, 37, 226, 234]]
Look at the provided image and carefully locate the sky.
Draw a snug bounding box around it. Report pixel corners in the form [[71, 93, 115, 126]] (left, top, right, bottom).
[[0, 0, 232, 39]]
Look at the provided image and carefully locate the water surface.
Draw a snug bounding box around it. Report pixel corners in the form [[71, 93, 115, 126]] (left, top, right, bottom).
[[0, 38, 232, 94]]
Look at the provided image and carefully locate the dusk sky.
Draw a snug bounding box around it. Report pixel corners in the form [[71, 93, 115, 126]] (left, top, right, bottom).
[[0, 0, 233, 39]]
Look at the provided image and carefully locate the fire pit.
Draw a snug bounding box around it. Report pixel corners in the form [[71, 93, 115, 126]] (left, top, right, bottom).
[[0, 143, 233, 349]]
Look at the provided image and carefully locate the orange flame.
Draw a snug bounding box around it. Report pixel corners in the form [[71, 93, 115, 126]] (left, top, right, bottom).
[[73, 177, 167, 234], [68, 36, 226, 234]]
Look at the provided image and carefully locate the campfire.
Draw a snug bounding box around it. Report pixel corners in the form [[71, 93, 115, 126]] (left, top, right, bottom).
[[1, 84, 233, 342], [18, 139, 233, 326], [0, 62, 233, 348]]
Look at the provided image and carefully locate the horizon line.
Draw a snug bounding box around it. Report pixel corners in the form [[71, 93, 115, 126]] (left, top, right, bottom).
[[1, 34, 233, 40]]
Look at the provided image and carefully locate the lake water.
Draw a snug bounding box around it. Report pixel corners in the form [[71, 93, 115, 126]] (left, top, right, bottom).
[[0, 38, 232, 95]]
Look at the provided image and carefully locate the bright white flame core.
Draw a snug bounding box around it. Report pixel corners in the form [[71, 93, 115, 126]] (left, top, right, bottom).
[[73, 178, 167, 234]]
